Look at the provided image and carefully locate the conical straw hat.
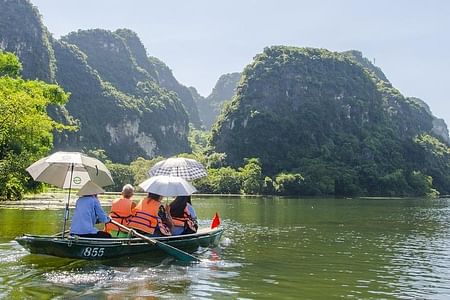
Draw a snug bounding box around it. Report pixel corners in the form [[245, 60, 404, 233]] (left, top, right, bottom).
[[77, 181, 105, 196]]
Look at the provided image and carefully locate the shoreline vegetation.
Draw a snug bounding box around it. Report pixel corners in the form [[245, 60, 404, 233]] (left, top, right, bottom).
[[0, 191, 260, 209], [0, 191, 442, 210]]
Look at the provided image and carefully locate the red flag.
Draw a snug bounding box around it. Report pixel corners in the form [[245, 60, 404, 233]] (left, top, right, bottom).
[[210, 212, 220, 229]]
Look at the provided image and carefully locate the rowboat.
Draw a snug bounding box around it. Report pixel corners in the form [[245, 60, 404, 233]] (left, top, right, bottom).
[[16, 227, 223, 260]]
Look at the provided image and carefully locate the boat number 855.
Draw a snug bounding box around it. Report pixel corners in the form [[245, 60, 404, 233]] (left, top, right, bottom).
[[82, 247, 105, 257]]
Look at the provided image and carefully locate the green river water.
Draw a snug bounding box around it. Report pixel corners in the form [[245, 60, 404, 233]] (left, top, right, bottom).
[[0, 196, 449, 299]]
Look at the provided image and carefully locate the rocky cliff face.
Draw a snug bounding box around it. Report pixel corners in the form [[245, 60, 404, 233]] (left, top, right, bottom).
[[406, 96, 450, 144], [64, 28, 201, 128], [212, 46, 450, 195], [52, 40, 190, 162], [342, 50, 389, 82], [147, 55, 202, 127], [0, 0, 198, 162], [342, 50, 449, 144], [0, 1, 193, 162], [62, 29, 152, 95], [194, 72, 241, 129], [0, 0, 56, 82]]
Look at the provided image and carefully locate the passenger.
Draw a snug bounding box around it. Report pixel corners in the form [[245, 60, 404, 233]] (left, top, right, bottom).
[[104, 184, 136, 237], [127, 192, 172, 237], [70, 181, 111, 238], [169, 195, 198, 235]]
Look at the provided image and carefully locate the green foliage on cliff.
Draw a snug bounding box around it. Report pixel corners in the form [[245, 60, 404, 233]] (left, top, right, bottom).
[[194, 72, 241, 129], [147, 56, 202, 127], [63, 29, 201, 128], [0, 0, 197, 164], [0, 0, 56, 82], [211, 46, 450, 197], [52, 39, 190, 162], [0, 51, 70, 200]]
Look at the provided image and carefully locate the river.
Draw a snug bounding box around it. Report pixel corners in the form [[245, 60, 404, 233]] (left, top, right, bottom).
[[1, 196, 449, 299]]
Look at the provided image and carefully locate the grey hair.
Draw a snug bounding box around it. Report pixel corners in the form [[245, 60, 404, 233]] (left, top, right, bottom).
[[122, 184, 134, 198]]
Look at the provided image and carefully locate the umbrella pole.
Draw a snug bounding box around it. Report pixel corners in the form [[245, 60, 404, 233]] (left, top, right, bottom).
[[61, 164, 74, 238]]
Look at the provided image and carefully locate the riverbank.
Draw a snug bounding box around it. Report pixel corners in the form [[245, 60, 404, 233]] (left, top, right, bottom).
[[1, 192, 437, 210], [0, 192, 122, 210], [0, 191, 255, 209]]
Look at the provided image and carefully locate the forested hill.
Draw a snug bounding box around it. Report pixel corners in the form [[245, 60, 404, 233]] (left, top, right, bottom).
[[342, 50, 449, 144], [0, 0, 200, 162], [194, 72, 241, 129], [52, 39, 190, 162], [212, 46, 450, 196], [0, 0, 55, 82], [62, 29, 202, 127]]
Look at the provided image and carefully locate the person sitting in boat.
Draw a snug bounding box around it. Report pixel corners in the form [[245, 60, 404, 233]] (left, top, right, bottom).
[[104, 184, 136, 237], [169, 195, 198, 235], [70, 181, 111, 238], [127, 192, 173, 237]]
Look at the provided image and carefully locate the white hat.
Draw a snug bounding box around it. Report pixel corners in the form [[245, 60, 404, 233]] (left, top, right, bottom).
[[77, 181, 105, 196]]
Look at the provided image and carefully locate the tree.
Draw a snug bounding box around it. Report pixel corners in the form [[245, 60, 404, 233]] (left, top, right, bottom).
[[0, 51, 71, 200], [106, 163, 134, 192], [274, 173, 304, 195], [204, 167, 241, 194], [239, 158, 263, 194], [129, 156, 165, 189]]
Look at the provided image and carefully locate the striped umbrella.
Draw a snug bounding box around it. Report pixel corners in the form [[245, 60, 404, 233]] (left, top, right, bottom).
[[148, 157, 207, 181]]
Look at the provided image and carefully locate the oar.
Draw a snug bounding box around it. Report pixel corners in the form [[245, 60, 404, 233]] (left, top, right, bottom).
[[110, 219, 199, 263]]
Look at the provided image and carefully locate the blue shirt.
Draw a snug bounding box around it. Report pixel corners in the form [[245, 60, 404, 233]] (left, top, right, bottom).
[[70, 195, 110, 235]]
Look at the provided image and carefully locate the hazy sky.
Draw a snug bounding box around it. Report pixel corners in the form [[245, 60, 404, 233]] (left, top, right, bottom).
[[32, 0, 450, 124]]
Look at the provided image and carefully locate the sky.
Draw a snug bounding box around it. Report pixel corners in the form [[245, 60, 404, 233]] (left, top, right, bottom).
[[32, 0, 450, 125]]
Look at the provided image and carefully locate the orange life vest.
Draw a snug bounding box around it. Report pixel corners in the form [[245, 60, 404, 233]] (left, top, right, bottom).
[[127, 198, 171, 235], [171, 205, 197, 232], [104, 197, 134, 234]]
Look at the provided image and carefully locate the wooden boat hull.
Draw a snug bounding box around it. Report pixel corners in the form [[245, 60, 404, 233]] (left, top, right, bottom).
[[15, 227, 223, 260]]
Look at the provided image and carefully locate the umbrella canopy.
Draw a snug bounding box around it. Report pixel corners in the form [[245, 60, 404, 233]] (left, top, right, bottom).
[[148, 157, 207, 181], [139, 175, 197, 197], [26, 151, 114, 237], [26, 151, 114, 188]]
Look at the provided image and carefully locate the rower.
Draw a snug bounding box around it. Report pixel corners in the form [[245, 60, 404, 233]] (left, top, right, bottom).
[[70, 181, 111, 238]]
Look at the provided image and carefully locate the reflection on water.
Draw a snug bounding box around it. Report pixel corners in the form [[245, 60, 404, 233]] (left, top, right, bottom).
[[0, 197, 450, 299], [0, 239, 240, 299]]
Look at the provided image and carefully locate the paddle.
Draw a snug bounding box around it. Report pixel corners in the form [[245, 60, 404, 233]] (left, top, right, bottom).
[[109, 219, 199, 263]]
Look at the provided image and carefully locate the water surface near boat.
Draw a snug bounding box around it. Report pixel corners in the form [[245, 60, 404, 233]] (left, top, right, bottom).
[[1, 196, 450, 299]]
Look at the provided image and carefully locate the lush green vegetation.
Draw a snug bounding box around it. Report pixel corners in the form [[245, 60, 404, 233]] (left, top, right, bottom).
[[0, 0, 198, 164], [63, 28, 201, 128], [52, 35, 191, 163], [2, 0, 450, 199], [0, 0, 56, 82], [0, 51, 71, 200], [211, 46, 450, 197], [194, 72, 241, 129]]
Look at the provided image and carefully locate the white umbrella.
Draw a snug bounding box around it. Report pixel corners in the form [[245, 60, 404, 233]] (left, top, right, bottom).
[[27, 152, 114, 188], [148, 157, 207, 181], [26, 151, 114, 237], [139, 175, 197, 197]]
